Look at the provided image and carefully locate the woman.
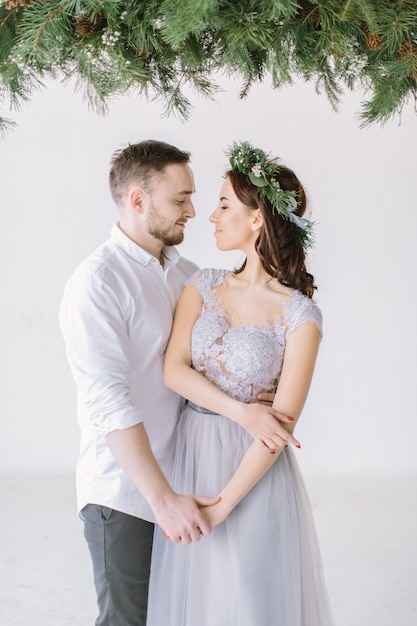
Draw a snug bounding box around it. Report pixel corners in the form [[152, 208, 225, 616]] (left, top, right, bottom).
[[147, 141, 335, 626]]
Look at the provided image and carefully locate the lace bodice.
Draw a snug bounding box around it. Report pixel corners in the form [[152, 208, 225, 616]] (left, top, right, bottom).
[[186, 268, 323, 403]]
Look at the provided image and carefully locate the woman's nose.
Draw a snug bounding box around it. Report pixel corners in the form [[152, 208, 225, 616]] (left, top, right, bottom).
[[209, 208, 218, 222]]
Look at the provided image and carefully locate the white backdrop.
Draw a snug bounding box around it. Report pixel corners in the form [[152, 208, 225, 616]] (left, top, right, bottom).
[[0, 75, 415, 476]]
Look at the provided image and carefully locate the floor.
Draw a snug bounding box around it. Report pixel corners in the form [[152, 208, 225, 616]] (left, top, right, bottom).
[[1, 474, 416, 626]]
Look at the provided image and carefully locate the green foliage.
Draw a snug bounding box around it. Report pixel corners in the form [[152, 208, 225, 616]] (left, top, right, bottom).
[[228, 139, 316, 252], [0, 0, 416, 134]]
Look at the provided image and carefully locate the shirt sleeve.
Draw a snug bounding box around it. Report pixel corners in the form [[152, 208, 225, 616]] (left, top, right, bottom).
[[59, 266, 143, 436]]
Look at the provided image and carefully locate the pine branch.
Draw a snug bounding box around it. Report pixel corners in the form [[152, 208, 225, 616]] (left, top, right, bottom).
[[160, 0, 220, 48], [0, 0, 416, 134], [0, 113, 16, 138], [360, 76, 416, 126]]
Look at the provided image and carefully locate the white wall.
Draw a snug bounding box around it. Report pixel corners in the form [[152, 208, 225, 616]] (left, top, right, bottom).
[[0, 75, 415, 476]]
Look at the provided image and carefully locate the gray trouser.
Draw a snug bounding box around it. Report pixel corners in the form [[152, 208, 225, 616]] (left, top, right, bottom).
[[80, 504, 154, 626]]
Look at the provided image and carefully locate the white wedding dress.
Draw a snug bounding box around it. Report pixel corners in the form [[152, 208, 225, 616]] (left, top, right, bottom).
[[147, 268, 335, 626]]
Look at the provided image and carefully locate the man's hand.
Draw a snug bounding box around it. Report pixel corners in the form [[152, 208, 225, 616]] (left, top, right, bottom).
[[239, 403, 300, 452], [256, 391, 276, 407], [152, 492, 220, 544]]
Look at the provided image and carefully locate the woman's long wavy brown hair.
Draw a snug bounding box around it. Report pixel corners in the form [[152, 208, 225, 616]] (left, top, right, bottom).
[[227, 167, 316, 298]]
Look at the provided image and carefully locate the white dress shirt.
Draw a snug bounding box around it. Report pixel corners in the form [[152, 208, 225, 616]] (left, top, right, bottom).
[[59, 223, 198, 522]]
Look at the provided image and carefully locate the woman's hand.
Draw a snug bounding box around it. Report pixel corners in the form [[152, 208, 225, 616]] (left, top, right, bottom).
[[239, 402, 300, 452], [199, 499, 230, 528]]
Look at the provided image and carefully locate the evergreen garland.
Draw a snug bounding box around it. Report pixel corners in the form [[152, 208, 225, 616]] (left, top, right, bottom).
[[0, 0, 416, 135]]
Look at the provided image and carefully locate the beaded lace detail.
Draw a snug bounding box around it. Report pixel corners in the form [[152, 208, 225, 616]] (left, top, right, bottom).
[[186, 268, 323, 403]]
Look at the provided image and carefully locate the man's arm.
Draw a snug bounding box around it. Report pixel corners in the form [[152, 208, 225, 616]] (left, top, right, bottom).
[[106, 423, 217, 543], [60, 270, 216, 544]]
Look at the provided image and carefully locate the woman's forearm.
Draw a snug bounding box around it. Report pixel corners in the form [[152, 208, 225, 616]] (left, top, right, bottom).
[[218, 442, 281, 513], [201, 442, 282, 526], [164, 360, 243, 423], [164, 284, 300, 450]]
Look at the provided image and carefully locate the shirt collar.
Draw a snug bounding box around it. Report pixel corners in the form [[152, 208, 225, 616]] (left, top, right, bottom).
[[110, 223, 180, 269]]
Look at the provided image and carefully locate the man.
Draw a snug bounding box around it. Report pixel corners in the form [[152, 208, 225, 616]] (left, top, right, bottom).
[[60, 140, 217, 626]]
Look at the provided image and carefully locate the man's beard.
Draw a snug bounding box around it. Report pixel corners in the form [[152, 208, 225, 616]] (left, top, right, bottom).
[[146, 203, 185, 246]]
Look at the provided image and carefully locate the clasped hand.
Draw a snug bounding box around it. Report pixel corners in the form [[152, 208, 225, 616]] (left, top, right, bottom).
[[242, 393, 300, 452], [155, 492, 219, 545]]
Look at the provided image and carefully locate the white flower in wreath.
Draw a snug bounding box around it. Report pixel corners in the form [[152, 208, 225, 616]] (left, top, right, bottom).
[[251, 163, 263, 177]]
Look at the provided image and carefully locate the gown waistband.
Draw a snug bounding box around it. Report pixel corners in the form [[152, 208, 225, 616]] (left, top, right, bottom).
[[186, 400, 219, 415]]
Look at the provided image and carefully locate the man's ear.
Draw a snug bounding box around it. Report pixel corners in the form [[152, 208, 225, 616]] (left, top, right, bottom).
[[251, 208, 264, 232], [129, 186, 146, 215]]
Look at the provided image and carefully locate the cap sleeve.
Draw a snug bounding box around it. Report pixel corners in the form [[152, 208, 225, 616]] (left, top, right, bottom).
[[185, 268, 227, 303], [284, 293, 323, 339]]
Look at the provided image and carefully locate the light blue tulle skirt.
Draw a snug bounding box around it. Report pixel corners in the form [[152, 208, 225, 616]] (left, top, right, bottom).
[[147, 404, 335, 626]]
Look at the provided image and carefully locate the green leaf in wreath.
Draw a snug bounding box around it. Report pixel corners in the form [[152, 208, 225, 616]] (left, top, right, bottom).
[[249, 173, 268, 187]]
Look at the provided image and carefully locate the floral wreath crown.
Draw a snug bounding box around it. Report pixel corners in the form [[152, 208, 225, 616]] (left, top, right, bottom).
[[227, 141, 315, 251]]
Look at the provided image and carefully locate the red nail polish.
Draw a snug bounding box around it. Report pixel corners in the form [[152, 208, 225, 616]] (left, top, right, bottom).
[[287, 416, 294, 421], [296, 444, 301, 449]]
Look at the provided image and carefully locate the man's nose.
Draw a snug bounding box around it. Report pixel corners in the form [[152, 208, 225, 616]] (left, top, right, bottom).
[[185, 199, 196, 218]]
